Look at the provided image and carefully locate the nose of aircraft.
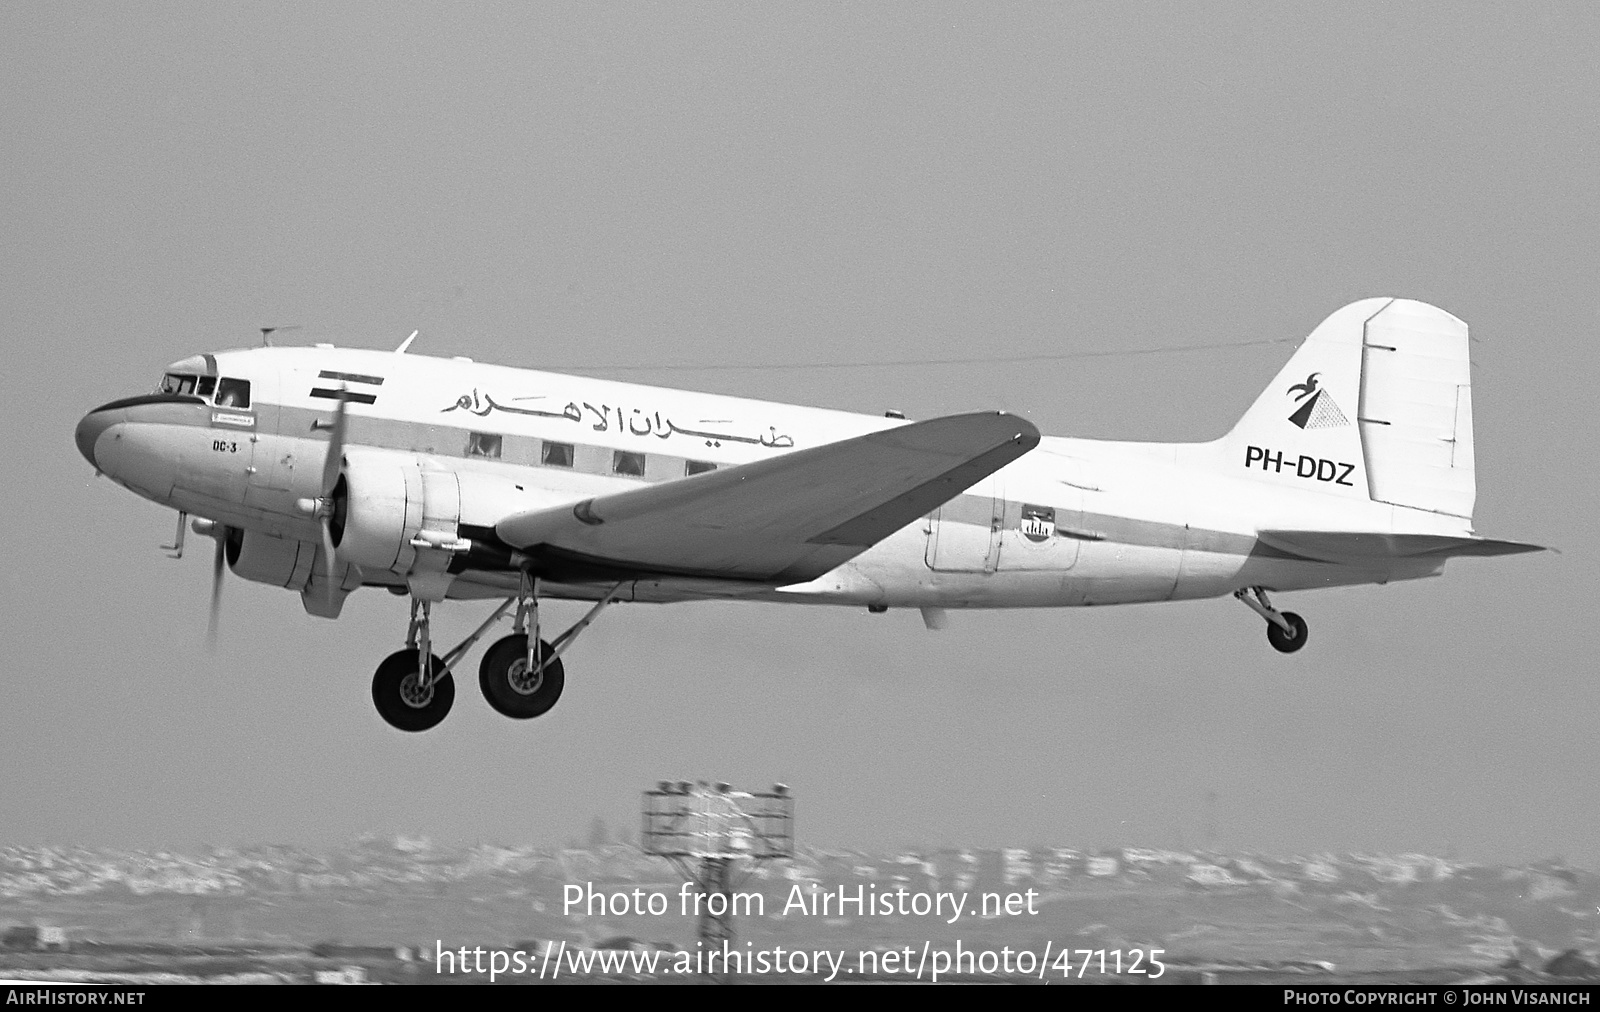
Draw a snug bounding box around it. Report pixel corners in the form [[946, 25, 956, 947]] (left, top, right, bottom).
[[75, 407, 117, 469]]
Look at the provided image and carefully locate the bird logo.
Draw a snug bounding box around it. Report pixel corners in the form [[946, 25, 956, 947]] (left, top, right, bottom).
[[1287, 372, 1321, 402]]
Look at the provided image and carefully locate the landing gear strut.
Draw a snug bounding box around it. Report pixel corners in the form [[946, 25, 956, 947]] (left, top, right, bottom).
[[1234, 586, 1309, 654], [371, 598, 456, 732], [480, 573, 562, 719], [478, 575, 623, 720], [369, 577, 625, 731]]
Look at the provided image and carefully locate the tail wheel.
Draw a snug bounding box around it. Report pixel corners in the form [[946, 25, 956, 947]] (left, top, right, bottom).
[[1267, 612, 1309, 654], [479, 634, 565, 719], [372, 649, 455, 731]]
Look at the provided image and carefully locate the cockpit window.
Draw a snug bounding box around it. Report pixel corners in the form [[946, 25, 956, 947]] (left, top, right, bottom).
[[196, 376, 217, 398], [215, 377, 251, 408], [159, 373, 198, 396]]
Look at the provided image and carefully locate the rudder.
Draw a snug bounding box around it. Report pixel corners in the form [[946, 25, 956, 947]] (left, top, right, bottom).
[[1357, 299, 1474, 519]]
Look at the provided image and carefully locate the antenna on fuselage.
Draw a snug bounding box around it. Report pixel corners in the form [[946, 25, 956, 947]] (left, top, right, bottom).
[[259, 324, 302, 347], [394, 329, 419, 354]]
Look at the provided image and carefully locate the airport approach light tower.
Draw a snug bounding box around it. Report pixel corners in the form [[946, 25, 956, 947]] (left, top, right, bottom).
[[642, 781, 794, 981]]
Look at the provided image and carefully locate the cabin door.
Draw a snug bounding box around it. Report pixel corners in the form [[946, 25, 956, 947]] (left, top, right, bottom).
[[924, 482, 1003, 573]]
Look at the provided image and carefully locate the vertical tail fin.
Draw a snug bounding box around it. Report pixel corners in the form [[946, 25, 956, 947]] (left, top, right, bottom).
[[1212, 298, 1476, 521]]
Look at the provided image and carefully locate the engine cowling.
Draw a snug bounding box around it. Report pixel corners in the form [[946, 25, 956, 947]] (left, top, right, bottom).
[[334, 449, 440, 575], [332, 449, 563, 577], [225, 526, 315, 590]]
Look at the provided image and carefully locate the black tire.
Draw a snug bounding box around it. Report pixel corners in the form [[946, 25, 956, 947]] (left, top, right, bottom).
[[371, 649, 455, 731], [478, 634, 565, 719], [1266, 611, 1309, 654]]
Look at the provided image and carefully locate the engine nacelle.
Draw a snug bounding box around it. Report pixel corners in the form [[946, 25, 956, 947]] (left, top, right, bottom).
[[335, 449, 439, 575], [334, 448, 565, 577], [225, 526, 315, 590]]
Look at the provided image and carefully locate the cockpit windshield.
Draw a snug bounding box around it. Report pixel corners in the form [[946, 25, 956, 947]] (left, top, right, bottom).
[[157, 372, 250, 407], [158, 373, 197, 396]]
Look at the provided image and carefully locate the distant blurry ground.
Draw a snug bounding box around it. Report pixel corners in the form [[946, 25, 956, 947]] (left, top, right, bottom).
[[1, 841, 1595, 982]]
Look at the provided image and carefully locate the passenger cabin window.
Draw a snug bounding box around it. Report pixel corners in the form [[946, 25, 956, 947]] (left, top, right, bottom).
[[541, 441, 574, 468], [215, 377, 251, 408], [685, 460, 717, 476], [466, 432, 502, 459], [613, 450, 645, 477], [159, 373, 197, 396]]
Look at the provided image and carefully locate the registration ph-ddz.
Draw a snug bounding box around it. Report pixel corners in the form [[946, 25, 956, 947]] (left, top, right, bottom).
[[1245, 445, 1356, 486]]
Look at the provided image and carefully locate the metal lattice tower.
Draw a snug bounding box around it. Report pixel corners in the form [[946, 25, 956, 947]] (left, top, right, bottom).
[[641, 781, 793, 981]]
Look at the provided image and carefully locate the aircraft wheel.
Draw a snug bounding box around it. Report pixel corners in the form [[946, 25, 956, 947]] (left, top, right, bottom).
[[372, 649, 455, 731], [1266, 612, 1309, 654], [479, 634, 565, 719]]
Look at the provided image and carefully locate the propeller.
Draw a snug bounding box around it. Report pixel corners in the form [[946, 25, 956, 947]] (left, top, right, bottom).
[[207, 531, 225, 650], [187, 517, 227, 650], [297, 385, 350, 598]]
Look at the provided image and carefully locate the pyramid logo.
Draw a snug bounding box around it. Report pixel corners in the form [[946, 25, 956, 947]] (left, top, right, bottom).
[[1285, 372, 1350, 430]]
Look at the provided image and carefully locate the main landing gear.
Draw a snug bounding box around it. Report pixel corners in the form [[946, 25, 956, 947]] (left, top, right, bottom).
[[371, 598, 458, 732], [1234, 586, 1309, 654], [369, 576, 623, 732]]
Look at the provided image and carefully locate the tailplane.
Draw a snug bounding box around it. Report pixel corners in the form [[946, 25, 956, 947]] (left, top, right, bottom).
[[1213, 298, 1477, 521], [1255, 530, 1542, 564]]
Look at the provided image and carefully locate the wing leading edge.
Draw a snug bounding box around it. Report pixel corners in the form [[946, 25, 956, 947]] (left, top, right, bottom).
[[495, 411, 1041, 584]]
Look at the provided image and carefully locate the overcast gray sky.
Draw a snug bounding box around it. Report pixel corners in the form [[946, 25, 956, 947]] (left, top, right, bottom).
[[2, 3, 1594, 864]]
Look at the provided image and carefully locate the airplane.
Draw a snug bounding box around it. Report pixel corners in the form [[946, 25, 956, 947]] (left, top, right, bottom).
[[74, 297, 1544, 732]]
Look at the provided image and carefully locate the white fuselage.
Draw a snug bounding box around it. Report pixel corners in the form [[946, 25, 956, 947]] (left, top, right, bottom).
[[79, 344, 1467, 613]]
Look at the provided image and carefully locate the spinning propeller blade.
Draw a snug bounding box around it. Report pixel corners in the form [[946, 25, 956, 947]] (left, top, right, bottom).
[[320, 520, 339, 587], [317, 387, 350, 588], [319, 386, 349, 496], [206, 531, 225, 651]]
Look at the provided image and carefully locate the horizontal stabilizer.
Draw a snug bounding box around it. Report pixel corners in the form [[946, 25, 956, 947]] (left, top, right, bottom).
[[1256, 530, 1546, 564], [496, 411, 1041, 584]]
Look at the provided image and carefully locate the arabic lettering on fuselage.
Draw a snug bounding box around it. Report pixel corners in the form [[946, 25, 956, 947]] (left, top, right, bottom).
[[441, 389, 795, 448], [443, 389, 582, 422]]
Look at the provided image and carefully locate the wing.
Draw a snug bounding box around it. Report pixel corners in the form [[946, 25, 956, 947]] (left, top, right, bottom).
[[1256, 530, 1546, 564], [495, 411, 1041, 584]]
